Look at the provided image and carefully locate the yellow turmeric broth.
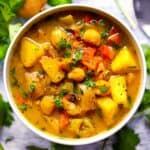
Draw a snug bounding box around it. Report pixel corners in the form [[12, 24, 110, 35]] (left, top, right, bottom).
[[9, 11, 141, 138]]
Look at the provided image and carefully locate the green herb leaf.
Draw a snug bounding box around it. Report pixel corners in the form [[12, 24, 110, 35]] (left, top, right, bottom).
[[99, 20, 106, 26], [29, 84, 36, 93], [19, 87, 28, 99], [51, 143, 73, 150], [0, 143, 4, 150], [26, 145, 48, 150], [9, 0, 24, 13], [74, 50, 83, 61], [18, 105, 31, 112], [0, 94, 14, 128], [48, 0, 72, 6], [135, 89, 150, 120], [113, 126, 140, 150], [54, 96, 63, 108], [85, 79, 96, 88], [59, 39, 71, 49], [142, 44, 150, 74], [101, 31, 109, 39], [99, 85, 109, 93], [64, 51, 71, 58], [59, 89, 68, 97], [0, 0, 24, 61]]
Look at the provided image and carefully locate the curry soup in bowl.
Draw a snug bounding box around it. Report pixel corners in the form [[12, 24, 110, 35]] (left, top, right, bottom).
[[4, 5, 146, 145]]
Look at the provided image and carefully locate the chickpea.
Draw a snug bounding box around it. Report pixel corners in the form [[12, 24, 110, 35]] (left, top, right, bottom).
[[126, 73, 135, 85], [68, 68, 85, 82], [50, 28, 67, 49], [18, 0, 47, 18], [82, 29, 101, 46], [40, 96, 55, 115]]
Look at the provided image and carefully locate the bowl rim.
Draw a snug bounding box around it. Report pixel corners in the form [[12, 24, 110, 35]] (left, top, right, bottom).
[[3, 4, 147, 145]]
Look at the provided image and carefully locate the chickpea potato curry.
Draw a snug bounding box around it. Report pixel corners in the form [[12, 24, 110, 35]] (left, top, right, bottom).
[[9, 11, 141, 138]]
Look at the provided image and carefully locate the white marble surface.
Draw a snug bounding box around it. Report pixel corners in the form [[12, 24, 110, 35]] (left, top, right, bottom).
[[0, 0, 150, 150]]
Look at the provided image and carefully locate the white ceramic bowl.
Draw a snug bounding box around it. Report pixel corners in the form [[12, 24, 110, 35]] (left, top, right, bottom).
[[3, 4, 147, 145]]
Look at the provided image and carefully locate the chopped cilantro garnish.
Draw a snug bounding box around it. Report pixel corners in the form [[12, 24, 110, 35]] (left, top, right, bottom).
[[29, 84, 36, 93], [64, 51, 71, 58], [59, 89, 68, 97], [101, 31, 109, 38], [54, 96, 63, 108], [85, 79, 96, 88], [18, 105, 31, 112], [59, 39, 71, 49], [74, 50, 83, 61], [99, 20, 106, 26], [99, 85, 109, 93], [19, 87, 28, 99]]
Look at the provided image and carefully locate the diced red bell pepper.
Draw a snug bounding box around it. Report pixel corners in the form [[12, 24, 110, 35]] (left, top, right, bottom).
[[99, 44, 115, 60], [109, 26, 119, 35], [82, 48, 100, 70], [15, 92, 26, 105], [59, 111, 69, 130], [84, 15, 92, 23], [108, 33, 121, 46]]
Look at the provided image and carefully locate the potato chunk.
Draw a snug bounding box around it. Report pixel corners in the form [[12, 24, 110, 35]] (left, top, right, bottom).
[[79, 118, 94, 137], [111, 46, 138, 73], [50, 28, 67, 49], [68, 119, 83, 135], [25, 72, 50, 99], [68, 68, 85, 82], [97, 97, 118, 126], [59, 15, 74, 25], [20, 37, 47, 67], [40, 96, 55, 115], [80, 89, 97, 114], [110, 76, 128, 107], [40, 57, 65, 83], [82, 29, 101, 46]]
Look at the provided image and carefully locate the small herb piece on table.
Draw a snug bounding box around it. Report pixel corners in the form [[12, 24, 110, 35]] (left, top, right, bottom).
[[26, 145, 48, 150], [5, 136, 14, 143], [51, 142, 74, 150], [113, 126, 140, 150], [54, 96, 63, 108]]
